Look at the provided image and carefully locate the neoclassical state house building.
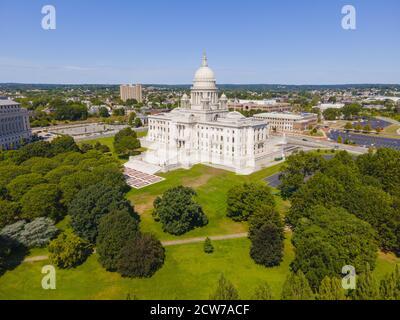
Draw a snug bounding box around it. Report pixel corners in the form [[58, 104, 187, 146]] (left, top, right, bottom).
[[0, 99, 31, 150], [141, 54, 285, 175]]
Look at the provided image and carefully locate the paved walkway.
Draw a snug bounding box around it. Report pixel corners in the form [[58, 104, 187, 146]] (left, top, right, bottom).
[[23, 233, 249, 263], [24, 255, 49, 263], [161, 233, 248, 247]]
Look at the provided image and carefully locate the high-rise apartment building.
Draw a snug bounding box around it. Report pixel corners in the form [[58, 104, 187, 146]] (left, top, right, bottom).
[[120, 84, 143, 103]]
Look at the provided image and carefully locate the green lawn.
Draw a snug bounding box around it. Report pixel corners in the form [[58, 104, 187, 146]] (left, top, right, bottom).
[[0, 235, 294, 300], [1, 233, 397, 300], [127, 163, 285, 241]]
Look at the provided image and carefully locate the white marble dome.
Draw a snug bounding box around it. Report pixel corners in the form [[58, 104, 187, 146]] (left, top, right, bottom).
[[193, 53, 216, 89]]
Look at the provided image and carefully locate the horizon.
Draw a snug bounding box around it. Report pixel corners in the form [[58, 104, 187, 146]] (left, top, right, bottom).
[[1, 0, 400, 84]]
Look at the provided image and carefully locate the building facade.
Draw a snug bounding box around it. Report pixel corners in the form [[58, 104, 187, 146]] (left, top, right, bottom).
[[142, 54, 285, 175], [254, 112, 318, 133], [0, 99, 31, 150], [228, 99, 292, 113], [120, 84, 143, 103]]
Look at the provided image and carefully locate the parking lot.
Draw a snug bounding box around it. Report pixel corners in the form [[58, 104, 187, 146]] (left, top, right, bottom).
[[328, 130, 400, 150]]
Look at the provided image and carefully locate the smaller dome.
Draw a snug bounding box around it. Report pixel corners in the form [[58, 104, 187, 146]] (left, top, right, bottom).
[[181, 93, 189, 100], [220, 93, 227, 100], [226, 111, 246, 120]]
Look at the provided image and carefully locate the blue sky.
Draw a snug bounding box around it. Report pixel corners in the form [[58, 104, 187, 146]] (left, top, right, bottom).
[[0, 0, 399, 84]]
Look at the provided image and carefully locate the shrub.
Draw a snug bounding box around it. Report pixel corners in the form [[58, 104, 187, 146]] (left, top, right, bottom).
[[48, 232, 92, 269], [0, 218, 58, 248], [204, 237, 214, 254], [117, 233, 165, 278], [97, 210, 140, 271], [153, 186, 208, 235]]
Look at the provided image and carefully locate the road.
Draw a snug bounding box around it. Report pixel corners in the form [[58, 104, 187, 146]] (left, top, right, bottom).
[[286, 135, 369, 154]]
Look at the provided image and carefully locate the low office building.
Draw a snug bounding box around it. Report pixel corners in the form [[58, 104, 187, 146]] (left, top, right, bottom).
[[254, 112, 318, 133], [228, 99, 292, 113], [0, 99, 31, 149]]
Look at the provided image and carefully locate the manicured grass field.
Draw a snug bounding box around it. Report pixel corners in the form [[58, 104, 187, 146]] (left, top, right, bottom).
[[127, 163, 285, 241], [0, 236, 294, 300], [1, 234, 398, 300]]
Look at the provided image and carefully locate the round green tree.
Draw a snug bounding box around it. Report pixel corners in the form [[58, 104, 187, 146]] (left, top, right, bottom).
[[97, 210, 140, 271], [153, 186, 208, 235], [117, 233, 165, 278]]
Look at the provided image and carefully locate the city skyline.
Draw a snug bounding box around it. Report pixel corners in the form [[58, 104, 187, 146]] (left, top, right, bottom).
[[0, 0, 400, 85]]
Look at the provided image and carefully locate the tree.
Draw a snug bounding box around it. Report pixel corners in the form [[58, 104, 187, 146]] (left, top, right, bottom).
[[318, 277, 347, 300], [117, 233, 165, 278], [6, 173, 46, 200], [97, 210, 140, 271], [153, 186, 208, 235], [291, 206, 378, 289], [323, 108, 341, 121], [281, 271, 314, 300], [250, 222, 284, 267], [29, 158, 59, 175], [342, 103, 362, 120], [278, 151, 326, 199], [252, 282, 273, 300], [134, 117, 143, 128], [226, 183, 275, 222], [13, 141, 53, 164], [128, 112, 136, 125], [287, 173, 345, 227], [113, 128, 141, 156], [48, 232, 92, 269], [69, 182, 136, 243], [363, 124, 372, 133], [209, 274, 240, 300], [20, 184, 64, 221], [380, 265, 400, 300], [203, 237, 214, 254], [343, 185, 399, 252], [344, 122, 353, 130], [351, 264, 380, 300], [50, 136, 80, 155], [0, 236, 12, 274], [44, 165, 76, 184], [113, 108, 126, 116], [98, 107, 110, 118], [0, 218, 58, 248], [0, 200, 20, 229]]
